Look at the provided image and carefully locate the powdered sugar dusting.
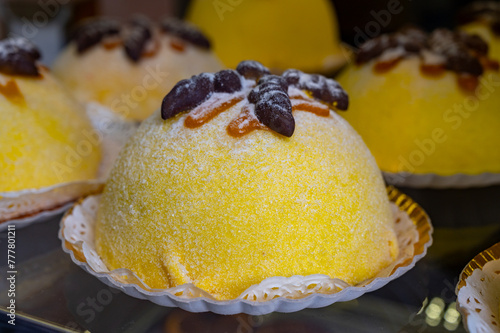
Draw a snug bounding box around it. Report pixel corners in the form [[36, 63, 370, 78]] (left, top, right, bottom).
[[421, 49, 446, 66], [0, 37, 38, 56], [379, 47, 406, 62], [94, 86, 397, 299], [288, 86, 308, 99], [356, 27, 495, 83], [235, 104, 257, 130], [283, 69, 348, 110], [162, 61, 348, 137], [187, 92, 244, 121]]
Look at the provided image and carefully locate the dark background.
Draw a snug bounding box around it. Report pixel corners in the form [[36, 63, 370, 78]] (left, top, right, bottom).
[[1, 0, 499, 63]]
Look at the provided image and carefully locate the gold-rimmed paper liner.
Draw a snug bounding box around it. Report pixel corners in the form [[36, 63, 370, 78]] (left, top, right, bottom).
[[386, 186, 432, 274], [456, 243, 500, 333], [60, 186, 433, 315], [457, 243, 500, 291]]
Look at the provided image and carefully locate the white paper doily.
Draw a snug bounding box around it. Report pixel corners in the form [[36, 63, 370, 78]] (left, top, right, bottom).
[[59, 188, 433, 315], [456, 243, 500, 333], [0, 103, 138, 229], [383, 171, 500, 189]]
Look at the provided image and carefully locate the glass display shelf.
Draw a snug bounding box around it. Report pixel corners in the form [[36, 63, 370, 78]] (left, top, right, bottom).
[[1, 185, 499, 333]]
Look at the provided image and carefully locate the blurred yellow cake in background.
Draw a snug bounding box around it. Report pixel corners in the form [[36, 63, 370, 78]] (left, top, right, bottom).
[[187, 0, 346, 73], [337, 28, 500, 176], [95, 61, 398, 300], [0, 38, 100, 193], [458, 1, 500, 61], [53, 17, 222, 121]]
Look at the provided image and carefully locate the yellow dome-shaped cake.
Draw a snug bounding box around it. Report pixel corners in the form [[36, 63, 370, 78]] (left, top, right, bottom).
[[337, 28, 500, 177], [95, 61, 398, 300], [458, 2, 500, 61], [186, 0, 346, 73], [0, 38, 100, 193], [53, 17, 222, 121]]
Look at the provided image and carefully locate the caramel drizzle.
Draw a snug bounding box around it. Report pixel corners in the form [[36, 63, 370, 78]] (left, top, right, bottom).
[[373, 57, 403, 74], [183, 92, 334, 137], [227, 95, 332, 137], [102, 36, 122, 50], [36, 65, 48, 79], [289, 94, 331, 116], [0, 80, 26, 106], [374, 54, 499, 93], [103, 35, 161, 58], [170, 38, 186, 52], [480, 57, 500, 71], [38, 64, 49, 73], [291, 99, 330, 117], [420, 63, 446, 77], [143, 38, 161, 58], [227, 105, 267, 137], [184, 95, 244, 128], [457, 74, 479, 93]]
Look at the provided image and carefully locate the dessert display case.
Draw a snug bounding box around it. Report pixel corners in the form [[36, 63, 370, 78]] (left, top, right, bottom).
[[1, 0, 499, 332]]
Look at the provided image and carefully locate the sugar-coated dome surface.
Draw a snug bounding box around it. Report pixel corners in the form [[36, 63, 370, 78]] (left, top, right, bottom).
[[95, 98, 398, 300], [338, 57, 500, 175], [458, 1, 500, 62], [0, 71, 100, 192]]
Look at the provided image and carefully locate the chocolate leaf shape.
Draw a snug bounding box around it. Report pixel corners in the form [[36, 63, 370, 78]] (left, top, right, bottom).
[[236, 60, 271, 80], [161, 73, 214, 119], [161, 18, 211, 49], [283, 70, 348, 110], [254, 91, 295, 137], [0, 38, 41, 76], [72, 18, 121, 53], [124, 24, 152, 62], [214, 70, 242, 93]]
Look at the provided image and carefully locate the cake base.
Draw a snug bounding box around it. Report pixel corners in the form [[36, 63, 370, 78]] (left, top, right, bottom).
[[59, 187, 432, 315]]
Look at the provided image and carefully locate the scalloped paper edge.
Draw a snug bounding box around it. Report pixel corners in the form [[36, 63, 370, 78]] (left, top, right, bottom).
[[0, 202, 74, 232], [59, 187, 433, 315], [456, 242, 500, 333]]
